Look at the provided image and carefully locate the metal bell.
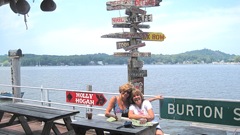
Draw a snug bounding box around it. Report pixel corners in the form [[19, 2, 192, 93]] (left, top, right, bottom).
[[40, 0, 56, 12], [16, 0, 30, 15]]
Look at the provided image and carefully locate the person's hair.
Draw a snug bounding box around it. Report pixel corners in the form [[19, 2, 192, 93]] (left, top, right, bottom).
[[119, 82, 134, 93], [131, 88, 144, 104]]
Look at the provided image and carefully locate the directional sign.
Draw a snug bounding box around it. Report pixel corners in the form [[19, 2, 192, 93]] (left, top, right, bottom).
[[116, 41, 130, 49], [114, 52, 150, 57], [106, 0, 133, 7], [112, 16, 128, 24], [114, 52, 130, 57], [132, 52, 151, 57], [106, 0, 162, 11], [130, 70, 147, 77], [142, 32, 166, 41], [112, 14, 152, 24], [124, 42, 146, 51], [66, 91, 107, 106], [101, 32, 165, 41], [135, 0, 161, 7], [160, 97, 240, 127], [126, 6, 146, 15], [106, 0, 132, 11], [101, 32, 148, 39], [113, 24, 150, 29]]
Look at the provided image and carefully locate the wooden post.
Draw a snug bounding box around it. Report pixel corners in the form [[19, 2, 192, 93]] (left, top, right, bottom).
[[8, 49, 23, 103], [86, 85, 93, 119]]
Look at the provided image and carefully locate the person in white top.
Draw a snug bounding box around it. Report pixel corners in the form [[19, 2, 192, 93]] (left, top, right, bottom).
[[128, 89, 164, 135]]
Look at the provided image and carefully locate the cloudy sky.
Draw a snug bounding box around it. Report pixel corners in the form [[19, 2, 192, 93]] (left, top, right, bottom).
[[0, 0, 239, 55]]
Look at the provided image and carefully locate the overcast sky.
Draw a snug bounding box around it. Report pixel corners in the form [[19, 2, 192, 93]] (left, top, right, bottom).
[[0, 0, 239, 55]]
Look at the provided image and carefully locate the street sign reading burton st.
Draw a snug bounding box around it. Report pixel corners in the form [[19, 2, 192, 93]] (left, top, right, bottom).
[[160, 97, 240, 126]]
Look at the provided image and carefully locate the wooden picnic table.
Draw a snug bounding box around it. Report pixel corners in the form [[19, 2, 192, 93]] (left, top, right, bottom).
[[0, 103, 79, 135], [71, 116, 158, 135]]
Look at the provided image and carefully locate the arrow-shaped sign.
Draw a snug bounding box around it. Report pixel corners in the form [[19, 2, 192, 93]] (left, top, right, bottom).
[[106, 0, 161, 11], [113, 24, 150, 29], [124, 42, 146, 51], [66, 91, 107, 106], [112, 14, 152, 24], [101, 32, 166, 41]]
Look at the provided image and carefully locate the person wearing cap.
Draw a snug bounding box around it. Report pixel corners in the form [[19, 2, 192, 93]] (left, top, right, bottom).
[[128, 88, 164, 135], [105, 82, 162, 120]]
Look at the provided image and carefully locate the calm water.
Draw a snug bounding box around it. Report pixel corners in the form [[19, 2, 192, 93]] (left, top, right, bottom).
[[1, 64, 239, 134], [1, 64, 239, 107]]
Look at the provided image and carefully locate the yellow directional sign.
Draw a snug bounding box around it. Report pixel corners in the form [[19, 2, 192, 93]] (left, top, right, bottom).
[[143, 32, 166, 41]]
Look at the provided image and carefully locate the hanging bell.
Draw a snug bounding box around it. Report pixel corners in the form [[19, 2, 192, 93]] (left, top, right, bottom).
[[9, 0, 18, 13], [40, 0, 56, 12], [16, 0, 30, 15]]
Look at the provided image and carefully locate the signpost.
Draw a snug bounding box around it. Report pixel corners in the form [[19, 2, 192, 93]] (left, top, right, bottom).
[[104, 0, 164, 94], [160, 97, 240, 126], [66, 91, 107, 106]]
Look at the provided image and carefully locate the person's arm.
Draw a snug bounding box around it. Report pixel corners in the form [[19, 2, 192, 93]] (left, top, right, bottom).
[[146, 108, 155, 121], [105, 96, 117, 118], [128, 109, 145, 120], [147, 95, 163, 102]]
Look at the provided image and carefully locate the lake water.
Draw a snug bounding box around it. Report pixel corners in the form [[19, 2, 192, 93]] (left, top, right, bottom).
[[0, 64, 239, 134]]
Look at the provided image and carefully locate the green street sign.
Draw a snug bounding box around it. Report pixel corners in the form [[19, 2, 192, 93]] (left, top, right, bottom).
[[160, 98, 240, 127]]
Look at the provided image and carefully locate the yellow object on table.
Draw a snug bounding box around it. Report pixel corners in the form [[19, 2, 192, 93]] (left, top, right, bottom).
[[107, 117, 116, 122]]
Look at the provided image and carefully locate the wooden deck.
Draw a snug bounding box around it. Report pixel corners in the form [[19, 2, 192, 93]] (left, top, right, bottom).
[[1, 113, 237, 135], [0, 113, 97, 135]]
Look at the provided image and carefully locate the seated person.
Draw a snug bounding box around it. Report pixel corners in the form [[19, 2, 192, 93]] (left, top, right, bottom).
[[128, 89, 164, 135]]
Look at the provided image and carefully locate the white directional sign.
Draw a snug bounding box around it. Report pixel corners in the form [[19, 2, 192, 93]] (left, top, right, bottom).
[[107, 0, 161, 11], [116, 41, 130, 49], [135, 0, 161, 7], [112, 14, 152, 24], [106, 0, 133, 11]]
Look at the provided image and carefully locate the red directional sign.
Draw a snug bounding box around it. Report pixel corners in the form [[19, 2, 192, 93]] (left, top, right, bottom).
[[66, 91, 107, 106]]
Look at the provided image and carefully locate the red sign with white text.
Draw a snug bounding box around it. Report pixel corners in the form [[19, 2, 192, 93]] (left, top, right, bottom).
[[66, 91, 107, 106]]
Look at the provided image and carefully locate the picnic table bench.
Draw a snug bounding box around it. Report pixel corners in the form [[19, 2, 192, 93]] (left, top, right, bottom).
[[71, 116, 158, 135], [0, 103, 79, 135]]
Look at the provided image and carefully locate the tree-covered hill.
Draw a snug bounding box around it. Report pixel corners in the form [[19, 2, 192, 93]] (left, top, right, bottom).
[[0, 49, 239, 66]]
